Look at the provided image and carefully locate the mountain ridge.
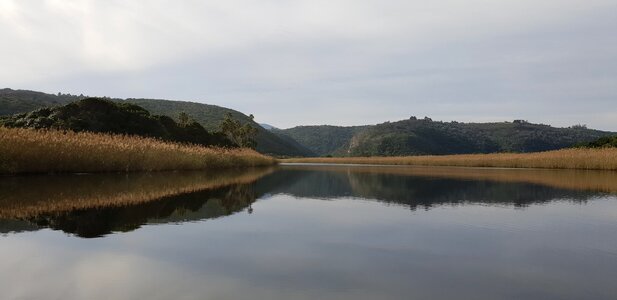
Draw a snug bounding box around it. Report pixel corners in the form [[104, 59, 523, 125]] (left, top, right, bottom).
[[276, 118, 614, 156]]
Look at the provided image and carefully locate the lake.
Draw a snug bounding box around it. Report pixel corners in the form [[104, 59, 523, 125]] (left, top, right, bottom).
[[1, 164, 617, 300]]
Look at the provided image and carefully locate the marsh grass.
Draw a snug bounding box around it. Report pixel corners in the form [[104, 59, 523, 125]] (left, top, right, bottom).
[[281, 149, 617, 170], [0, 127, 276, 174]]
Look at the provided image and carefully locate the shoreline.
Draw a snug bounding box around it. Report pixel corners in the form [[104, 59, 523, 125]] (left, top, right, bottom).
[[279, 148, 617, 171]]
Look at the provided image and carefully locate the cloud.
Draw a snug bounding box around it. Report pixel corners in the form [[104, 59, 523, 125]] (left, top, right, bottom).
[[1, 0, 616, 129]]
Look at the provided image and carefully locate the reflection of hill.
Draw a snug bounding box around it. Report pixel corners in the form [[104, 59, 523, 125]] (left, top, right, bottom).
[[0, 219, 40, 235], [2, 165, 616, 237], [282, 165, 617, 193], [257, 166, 616, 209], [0, 168, 271, 237], [28, 184, 258, 238]]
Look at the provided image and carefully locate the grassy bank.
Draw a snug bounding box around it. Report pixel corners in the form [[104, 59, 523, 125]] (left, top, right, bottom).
[[0, 127, 276, 174], [281, 148, 617, 170]]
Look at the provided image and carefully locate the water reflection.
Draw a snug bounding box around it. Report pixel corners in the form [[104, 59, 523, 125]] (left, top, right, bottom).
[[1, 165, 617, 300], [1, 165, 617, 237], [257, 165, 617, 209], [0, 168, 272, 237]]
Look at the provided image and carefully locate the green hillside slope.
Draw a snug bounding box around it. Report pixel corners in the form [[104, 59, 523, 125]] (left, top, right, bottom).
[[273, 125, 367, 156], [279, 118, 614, 156], [0, 89, 313, 157], [577, 135, 617, 148], [121, 98, 314, 157], [0, 98, 233, 147], [0, 88, 82, 115]]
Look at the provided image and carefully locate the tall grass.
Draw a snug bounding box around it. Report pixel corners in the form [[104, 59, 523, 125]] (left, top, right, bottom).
[[0, 127, 276, 174], [281, 148, 617, 170]]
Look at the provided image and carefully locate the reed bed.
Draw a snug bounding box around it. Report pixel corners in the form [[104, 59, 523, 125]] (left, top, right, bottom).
[[281, 148, 617, 170], [0, 127, 276, 174]]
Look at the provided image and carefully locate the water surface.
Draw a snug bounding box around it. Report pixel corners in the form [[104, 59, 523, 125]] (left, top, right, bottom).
[[1, 165, 616, 300]]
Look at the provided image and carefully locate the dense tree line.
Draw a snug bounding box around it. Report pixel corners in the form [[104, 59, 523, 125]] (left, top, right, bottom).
[[0, 98, 238, 147]]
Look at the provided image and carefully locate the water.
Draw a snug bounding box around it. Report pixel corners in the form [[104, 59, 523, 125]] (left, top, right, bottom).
[[1, 165, 617, 300]]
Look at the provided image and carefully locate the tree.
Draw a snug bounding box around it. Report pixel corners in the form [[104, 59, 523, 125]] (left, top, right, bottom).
[[178, 112, 191, 126], [220, 113, 258, 148]]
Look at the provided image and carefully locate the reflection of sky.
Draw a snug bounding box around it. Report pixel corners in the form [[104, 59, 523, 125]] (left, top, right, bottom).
[[1, 195, 617, 300]]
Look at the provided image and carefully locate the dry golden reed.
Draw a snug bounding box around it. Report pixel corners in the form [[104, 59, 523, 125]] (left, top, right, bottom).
[[0, 127, 276, 174], [281, 148, 617, 170]]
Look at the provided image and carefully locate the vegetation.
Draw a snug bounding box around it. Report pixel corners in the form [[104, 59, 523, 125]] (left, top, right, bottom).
[[281, 148, 617, 170], [123, 98, 314, 156], [0, 88, 314, 157], [272, 125, 367, 156], [3, 88, 613, 157], [0, 98, 235, 147], [0, 88, 82, 116], [0, 127, 276, 174], [576, 135, 617, 148], [276, 118, 615, 156], [221, 112, 258, 148]]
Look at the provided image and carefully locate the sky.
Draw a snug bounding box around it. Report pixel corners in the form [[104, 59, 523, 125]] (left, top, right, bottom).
[[1, 0, 616, 130]]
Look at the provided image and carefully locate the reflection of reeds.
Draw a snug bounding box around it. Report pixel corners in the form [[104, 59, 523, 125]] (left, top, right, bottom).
[[0, 127, 276, 174], [281, 165, 617, 193], [0, 167, 274, 219], [281, 148, 617, 170]]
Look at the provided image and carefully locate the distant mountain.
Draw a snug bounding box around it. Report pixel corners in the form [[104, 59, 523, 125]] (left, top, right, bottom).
[[276, 118, 615, 156], [0, 98, 234, 147], [0, 89, 313, 157], [259, 123, 277, 130], [0, 88, 82, 115], [272, 125, 368, 156]]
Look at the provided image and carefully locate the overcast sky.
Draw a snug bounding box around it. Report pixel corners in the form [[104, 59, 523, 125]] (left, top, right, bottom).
[[1, 1, 616, 130]]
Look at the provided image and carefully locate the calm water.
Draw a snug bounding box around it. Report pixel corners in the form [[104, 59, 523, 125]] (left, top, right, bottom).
[[1, 165, 617, 300]]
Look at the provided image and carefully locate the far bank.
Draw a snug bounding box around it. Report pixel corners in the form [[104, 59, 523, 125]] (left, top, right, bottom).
[[280, 148, 617, 170]]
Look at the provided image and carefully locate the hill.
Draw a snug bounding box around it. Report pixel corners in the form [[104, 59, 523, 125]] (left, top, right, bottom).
[[277, 118, 615, 156], [121, 98, 314, 157], [0, 89, 313, 157], [0, 88, 83, 115], [0, 98, 233, 147], [259, 123, 277, 130], [272, 125, 368, 156], [577, 135, 617, 148]]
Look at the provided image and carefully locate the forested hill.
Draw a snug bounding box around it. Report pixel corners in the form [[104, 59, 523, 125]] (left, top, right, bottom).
[[121, 98, 314, 157], [275, 118, 615, 156], [272, 125, 368, 156], [0, 88, 82, 115], [0, 98, 234, 147], [3, 89, 612, 157], [0, 89, 313, 157]]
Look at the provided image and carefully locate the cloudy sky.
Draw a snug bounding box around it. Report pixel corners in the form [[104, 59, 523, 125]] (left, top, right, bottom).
[[1, 0, 616, 130]]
